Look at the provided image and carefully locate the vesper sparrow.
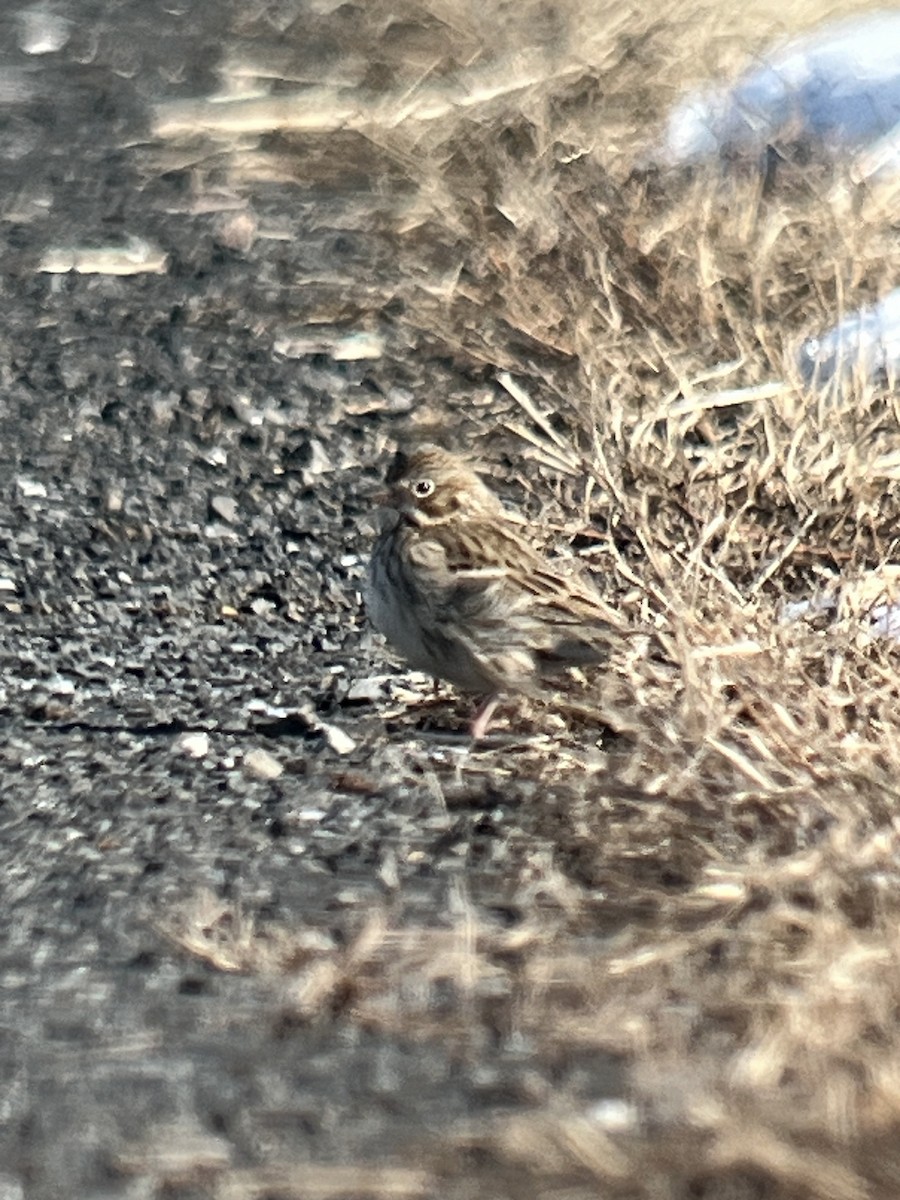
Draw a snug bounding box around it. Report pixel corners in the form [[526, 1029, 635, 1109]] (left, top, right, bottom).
[[366, 444, 624, 738]]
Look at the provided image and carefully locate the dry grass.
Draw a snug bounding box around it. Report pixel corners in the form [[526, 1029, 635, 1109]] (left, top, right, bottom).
[[156, 1, 900, 1196]]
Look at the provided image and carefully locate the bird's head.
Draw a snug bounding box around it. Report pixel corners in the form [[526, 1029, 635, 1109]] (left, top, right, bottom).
[[377, 445, 505, 524]]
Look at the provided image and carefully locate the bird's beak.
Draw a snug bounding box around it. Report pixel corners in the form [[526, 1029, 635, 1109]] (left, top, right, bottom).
[[372, 473, 408, 509]]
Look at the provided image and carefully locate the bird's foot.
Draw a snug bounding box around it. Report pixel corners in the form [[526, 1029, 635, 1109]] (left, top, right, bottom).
[[470, 695, 501, 741]]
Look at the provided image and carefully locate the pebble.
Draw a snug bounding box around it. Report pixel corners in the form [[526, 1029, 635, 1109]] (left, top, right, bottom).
[[243, 748, 284, 781], [174, 732, 210, 759], [321, 721, 356, 755], [210, 494, 238, 523]]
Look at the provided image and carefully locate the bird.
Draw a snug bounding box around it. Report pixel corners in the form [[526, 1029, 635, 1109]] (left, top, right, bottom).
[[365, 444, 625, 739]]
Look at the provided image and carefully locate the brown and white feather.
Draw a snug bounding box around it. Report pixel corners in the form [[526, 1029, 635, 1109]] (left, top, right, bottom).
[[366, 445, 623, 712]]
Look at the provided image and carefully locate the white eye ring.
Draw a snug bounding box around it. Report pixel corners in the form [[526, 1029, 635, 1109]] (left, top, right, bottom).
[[412, 478, 435, 498]]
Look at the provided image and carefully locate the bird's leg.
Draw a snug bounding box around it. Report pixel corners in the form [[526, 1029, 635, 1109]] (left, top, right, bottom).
[[470, 694, 501, 741]]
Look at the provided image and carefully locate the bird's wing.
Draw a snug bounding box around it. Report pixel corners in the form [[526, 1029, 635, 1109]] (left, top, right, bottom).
[[417, 520, 625, 645], [404, 524, 519, 627], [394, 525, 534, 692]]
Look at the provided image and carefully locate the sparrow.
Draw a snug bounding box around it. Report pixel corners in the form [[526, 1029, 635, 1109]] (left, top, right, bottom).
[[365, 444, 625, 739]]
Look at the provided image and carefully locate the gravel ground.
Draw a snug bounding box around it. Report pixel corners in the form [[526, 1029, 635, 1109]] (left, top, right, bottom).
[[0, 6, 628, 1196]]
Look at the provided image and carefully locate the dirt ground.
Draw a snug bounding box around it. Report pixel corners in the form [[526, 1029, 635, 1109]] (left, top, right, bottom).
[[4, 2, 900, 1198]]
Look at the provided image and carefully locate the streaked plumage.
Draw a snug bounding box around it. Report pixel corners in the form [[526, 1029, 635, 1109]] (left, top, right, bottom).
[[366, 445, 622, 737]]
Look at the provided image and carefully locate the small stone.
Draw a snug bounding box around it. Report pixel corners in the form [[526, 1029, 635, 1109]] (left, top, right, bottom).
[[210, 494, 238, 523], [18, 8, 71, 55], [105, 486, 124, 513], [304, 438, 332, 477], [321, 721, 356, 755], [17, 478, 47, 498], [332, 331, 384, 361], [174, 732, 209, 758], [296, 807, 326, 821], [0, 1171, 24, 1200], [39, 236, 168, 276], [243, 748, 284, 781], [203, 523, 239, 541], [586, 1099, 638, 1132], [345, 676, 389, 703], [214, 210, 258, 253], [47, 676, 75, 696]]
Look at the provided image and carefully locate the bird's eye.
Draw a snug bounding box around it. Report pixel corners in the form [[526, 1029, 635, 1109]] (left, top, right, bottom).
[[412, 478, 435, 498]]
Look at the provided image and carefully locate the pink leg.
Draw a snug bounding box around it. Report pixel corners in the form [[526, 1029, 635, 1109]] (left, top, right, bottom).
[[470, 695, 501, 741]]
